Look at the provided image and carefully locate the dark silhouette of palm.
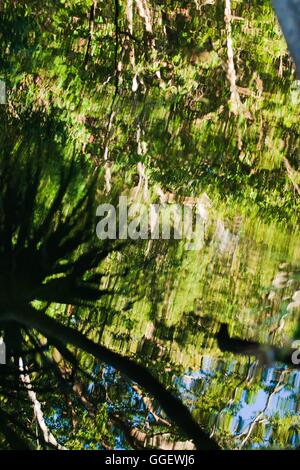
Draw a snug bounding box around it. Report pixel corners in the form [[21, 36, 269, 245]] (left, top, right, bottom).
[[0, 115, 219, 450]]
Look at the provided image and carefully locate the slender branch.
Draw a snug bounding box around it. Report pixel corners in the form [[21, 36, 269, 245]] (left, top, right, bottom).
[[19, 357, 66, 450], [224, 0, 242, 115], [238, 370, 288, 448], [84, 0, 97, 66], [97, 0, 121, 191], [131, 383, 171, 427], [114, 0, 120, 96]]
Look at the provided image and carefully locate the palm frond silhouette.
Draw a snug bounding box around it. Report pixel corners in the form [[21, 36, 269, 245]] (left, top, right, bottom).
[[0, 114, 219, 450]]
